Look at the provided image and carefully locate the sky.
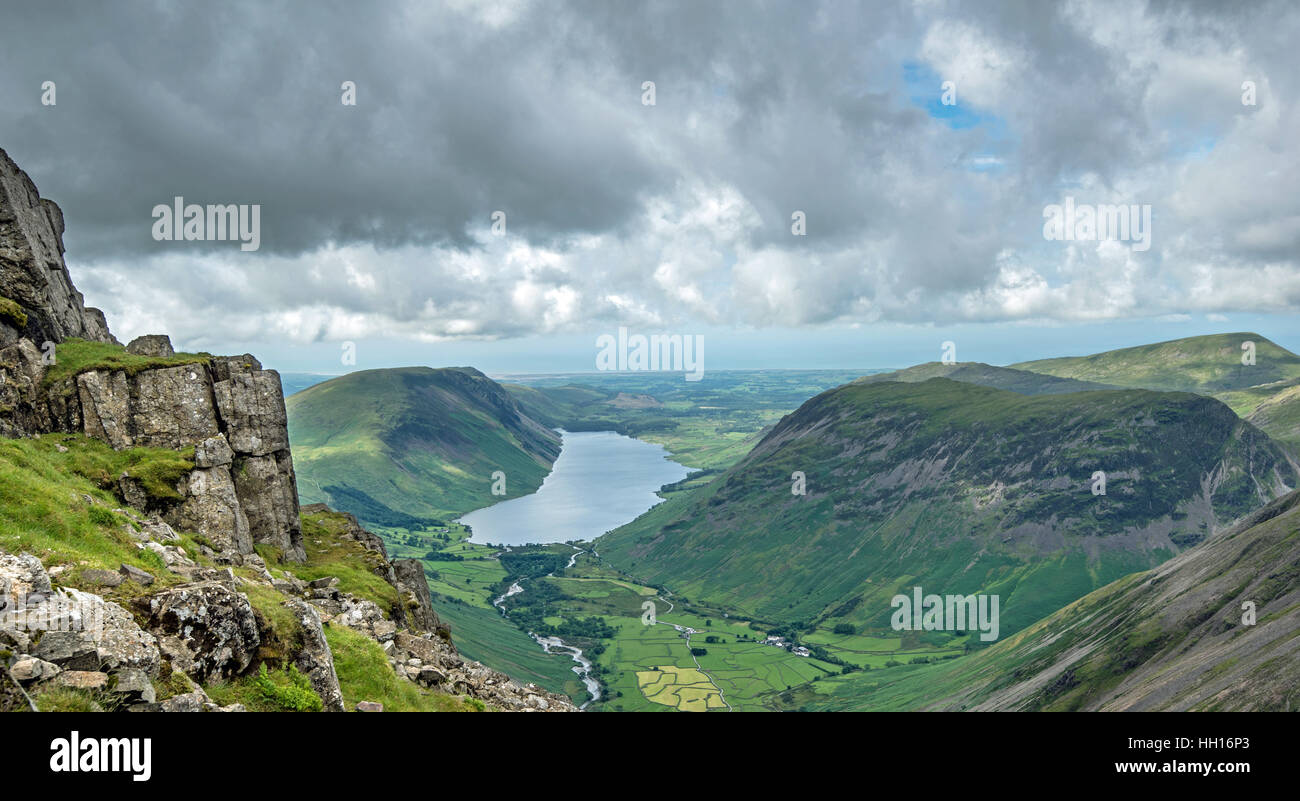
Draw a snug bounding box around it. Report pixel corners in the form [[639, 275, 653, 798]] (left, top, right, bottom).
[[1, 0, 1298, 375]]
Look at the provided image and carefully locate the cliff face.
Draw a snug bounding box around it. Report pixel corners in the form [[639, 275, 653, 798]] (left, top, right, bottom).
[[0, 146, 303, 562], [0, 149, 115, 346], [0, 148, 575, 712]]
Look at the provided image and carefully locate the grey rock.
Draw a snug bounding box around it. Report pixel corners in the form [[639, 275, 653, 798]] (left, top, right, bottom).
[[0, 147, 118, 345], [25, 586, 161, 675], [109, 667, 156, 704], [355, 701, 384, 712], [57, 670, 109, 690], [284, 599, 345, 712], [232, 451, 304, 561], [0, 626, 31, 653], [194, 434, 234, 468], [212, 369, 290, 455], [9, 655, 61, 682], [159, 689, 209, 712], [79, 569, 123, 588], [393, 559, 439, 633], [125, 335, 174, 357], [139, 581, 259, 684], [165, 465, 253, 555], [119, 563, 155, 586]]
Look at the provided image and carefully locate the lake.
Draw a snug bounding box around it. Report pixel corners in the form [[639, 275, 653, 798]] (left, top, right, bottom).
[[460, 430, 691, 546]]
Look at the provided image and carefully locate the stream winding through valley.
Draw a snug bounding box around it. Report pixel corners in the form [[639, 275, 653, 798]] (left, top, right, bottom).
[[472, 431, 691, 710]]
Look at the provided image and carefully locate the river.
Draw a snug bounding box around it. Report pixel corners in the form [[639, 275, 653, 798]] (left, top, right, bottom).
[[473, 430, 691, 709]]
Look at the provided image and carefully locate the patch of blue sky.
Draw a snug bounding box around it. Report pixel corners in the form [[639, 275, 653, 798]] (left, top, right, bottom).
[[901, 61, 1015, 172]]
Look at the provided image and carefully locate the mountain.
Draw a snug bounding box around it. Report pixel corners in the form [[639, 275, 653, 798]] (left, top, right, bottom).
[[598, 378, 1299, 637], [1012, 333, 1300, 452], [855, 362, 1117, 395], [807, 489, 1300, 711], [1010, 333, 1300, 394], [287, 367, 561, 527]]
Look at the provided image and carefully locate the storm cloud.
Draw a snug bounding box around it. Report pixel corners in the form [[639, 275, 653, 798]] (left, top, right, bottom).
[[1, 0, 1296, 350]]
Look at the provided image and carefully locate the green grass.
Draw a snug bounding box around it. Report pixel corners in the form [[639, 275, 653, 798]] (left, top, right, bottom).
[[0, 434, 196, 586], [323, 624, 484, 711], [597, 377, 1292, 641], [30, 686, 110, 712], [42, 338, 211, 391], [207, 663, 323, 712], [284, 507, 403, 614], [1011, 332, 1300, 395]]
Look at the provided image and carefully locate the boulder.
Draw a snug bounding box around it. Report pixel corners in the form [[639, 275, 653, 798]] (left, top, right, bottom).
[[8, 655, 60, 682], [119, 563, 155, 586], [109, 667, 156, 704], [212, 369, 290, 455], [165, 465, 253, 555], [355, 701, 383, 712], [159, 689, 209, 713], [194, 434, 234, 468], [138, 582, 259, 684], [79, 569, 123, 588], [3, 553, 159, 675], [125, 335, 174, 357], [57, 670, 109, 691]]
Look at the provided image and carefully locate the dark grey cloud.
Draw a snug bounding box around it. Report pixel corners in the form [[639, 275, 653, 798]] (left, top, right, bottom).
[[0, 0, 1297, 349]]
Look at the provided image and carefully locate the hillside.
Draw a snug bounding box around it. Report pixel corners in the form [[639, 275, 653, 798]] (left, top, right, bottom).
[[855, 362, 1116, 395], [287, 367, 561, 527], [1010, 333, 1300, 394], [1012, 333, 1300, 452], [598, 378, 1299, 638], [804, 489, 1300, 711]]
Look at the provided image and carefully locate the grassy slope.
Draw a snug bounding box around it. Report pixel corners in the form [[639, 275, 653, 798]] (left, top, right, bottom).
[[598, 378, 1297, 639], [804, 490, 1300, 711], [1012, 333, 1300, 450], [0, 436, 488, 712], [1010, 332, 1300, 394], [287, 366, 560, 526], [855, 362, 1118, 395]]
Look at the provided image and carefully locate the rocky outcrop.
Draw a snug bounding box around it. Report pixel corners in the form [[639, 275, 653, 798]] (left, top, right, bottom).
[[284, 599, 345, 712], [393, 559, 438, 633], [0, 148, 304, 562], [136, 581, 260, 684], [2, 550, 162, 696], [0, 147, 115, 345]]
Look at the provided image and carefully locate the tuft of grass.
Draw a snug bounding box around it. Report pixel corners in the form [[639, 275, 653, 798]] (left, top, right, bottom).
[[207, 663, 323, 712], [31, 686, 110, 712], [42, 338, 211, 392]]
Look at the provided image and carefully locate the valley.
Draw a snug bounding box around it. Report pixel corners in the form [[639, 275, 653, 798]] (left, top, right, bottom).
[[285, 335, 1300, 711]]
